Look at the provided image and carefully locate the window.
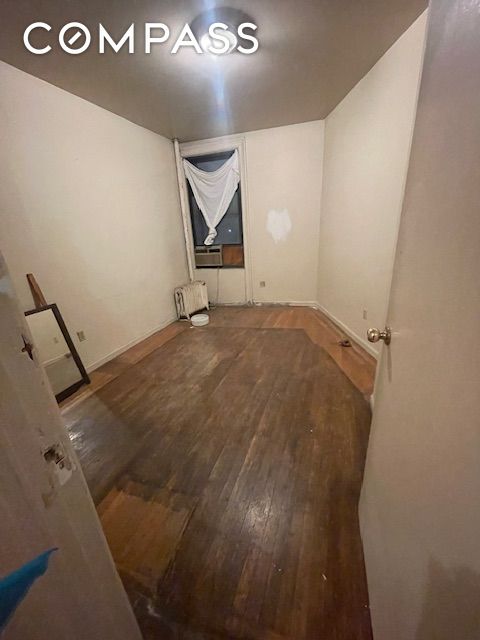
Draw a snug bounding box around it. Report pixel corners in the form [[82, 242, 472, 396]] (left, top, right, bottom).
[[186, 150, 244, 268]]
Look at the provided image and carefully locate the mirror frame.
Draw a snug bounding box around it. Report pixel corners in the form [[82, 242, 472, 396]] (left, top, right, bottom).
[[25, 303, 90, 403]]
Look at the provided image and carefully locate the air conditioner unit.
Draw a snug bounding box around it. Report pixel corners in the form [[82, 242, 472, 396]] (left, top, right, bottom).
[[194, 245, 223, 268]]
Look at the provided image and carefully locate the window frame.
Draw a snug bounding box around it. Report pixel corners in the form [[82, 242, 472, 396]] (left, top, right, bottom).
[[185, 150, 244, 268], [178, 134, 252, 302]]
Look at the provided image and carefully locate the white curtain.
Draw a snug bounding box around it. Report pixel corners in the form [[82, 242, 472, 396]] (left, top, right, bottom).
[[183, 150, 240, 245]]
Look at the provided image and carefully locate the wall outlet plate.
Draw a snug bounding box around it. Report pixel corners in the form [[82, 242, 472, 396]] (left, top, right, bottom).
[[77, 330, 86, 342]]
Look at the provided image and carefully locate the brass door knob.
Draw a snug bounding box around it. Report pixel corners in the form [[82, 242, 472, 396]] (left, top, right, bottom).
[[367, 327, 391, 345]]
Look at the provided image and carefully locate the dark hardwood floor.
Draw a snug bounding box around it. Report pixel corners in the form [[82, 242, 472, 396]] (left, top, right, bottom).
[[63, 307, 374, 639]]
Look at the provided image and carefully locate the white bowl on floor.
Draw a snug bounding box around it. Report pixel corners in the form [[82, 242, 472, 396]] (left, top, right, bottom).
[[191, 313, 209, 327]]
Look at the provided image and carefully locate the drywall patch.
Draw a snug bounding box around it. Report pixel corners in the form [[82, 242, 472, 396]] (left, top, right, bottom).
[[266, 209, 292, 244]]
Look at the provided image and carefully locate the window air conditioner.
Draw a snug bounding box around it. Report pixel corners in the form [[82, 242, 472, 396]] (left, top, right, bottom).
[[194, 245, 223, 268]]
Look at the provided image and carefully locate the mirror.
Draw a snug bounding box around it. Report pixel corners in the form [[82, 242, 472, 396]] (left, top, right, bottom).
[[25, 304, 90, 403]]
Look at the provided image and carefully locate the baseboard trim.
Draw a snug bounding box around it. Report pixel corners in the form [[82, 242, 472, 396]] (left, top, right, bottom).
[[85, 315, 177, 373], [313, 303, 378, 359], [252, 300, 319, 308], [213, 301, 249, 307], [43, 353, 71, 367]]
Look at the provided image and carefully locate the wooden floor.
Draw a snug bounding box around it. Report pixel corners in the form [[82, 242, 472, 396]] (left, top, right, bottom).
[[62, 306, 375, 411], [63, 307, 374, 640]]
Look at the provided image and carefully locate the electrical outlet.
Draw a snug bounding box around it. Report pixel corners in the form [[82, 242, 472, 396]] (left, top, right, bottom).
[[77, 330, 86, 342], [259, 281, 266, 288], [362, 309, 368, 320]]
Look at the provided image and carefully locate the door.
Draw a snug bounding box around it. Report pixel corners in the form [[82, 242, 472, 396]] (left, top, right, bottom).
[[0, 252, 141, 640], [359, 1, 480, 639]]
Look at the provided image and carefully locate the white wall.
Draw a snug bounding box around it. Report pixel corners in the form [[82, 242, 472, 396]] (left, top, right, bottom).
[[247, 121, 324, 304], [195, 267, 246, 305], [317, 13, 427, 355], [0, 61, 188, 371]]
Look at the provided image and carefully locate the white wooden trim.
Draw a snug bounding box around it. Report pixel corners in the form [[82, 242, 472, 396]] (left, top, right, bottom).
[[253, 300, 319, 308], [174, 139, 194, 281], [42, 352, 72, 367], [239, 138, 254, 302], [178, 135, 253, 303], [313, 302, 379, 358], [179, 134, 246, 157]]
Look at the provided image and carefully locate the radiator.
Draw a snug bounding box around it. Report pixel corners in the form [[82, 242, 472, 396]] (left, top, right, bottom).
[[174, 281, 209, 319]]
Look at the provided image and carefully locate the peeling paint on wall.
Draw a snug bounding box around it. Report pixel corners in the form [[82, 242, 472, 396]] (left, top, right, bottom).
[[266, 209, 292, 244]]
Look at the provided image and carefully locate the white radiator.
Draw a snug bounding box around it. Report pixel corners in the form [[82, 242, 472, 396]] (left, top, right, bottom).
[[174, 281, 209, 319]]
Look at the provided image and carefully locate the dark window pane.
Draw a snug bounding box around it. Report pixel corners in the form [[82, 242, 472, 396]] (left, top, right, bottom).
[[186, 151, 243, 247]]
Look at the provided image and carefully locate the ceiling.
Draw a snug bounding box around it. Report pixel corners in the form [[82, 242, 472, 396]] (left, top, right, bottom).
[[0, 0, 427, 141]]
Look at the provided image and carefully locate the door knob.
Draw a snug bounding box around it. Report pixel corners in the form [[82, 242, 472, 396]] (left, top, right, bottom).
[[367, 327, 391, 345]]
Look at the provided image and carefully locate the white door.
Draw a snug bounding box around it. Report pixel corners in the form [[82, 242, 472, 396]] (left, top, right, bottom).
[[359, 2, 480, 639], [0, 252, 141, 640]]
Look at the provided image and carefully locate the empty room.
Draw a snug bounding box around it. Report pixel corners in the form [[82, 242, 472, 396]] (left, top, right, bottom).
[[1, 1, 480, 639]]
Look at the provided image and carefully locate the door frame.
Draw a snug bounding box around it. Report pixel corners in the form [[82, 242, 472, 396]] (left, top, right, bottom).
[[0, 251, 141, 639]]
